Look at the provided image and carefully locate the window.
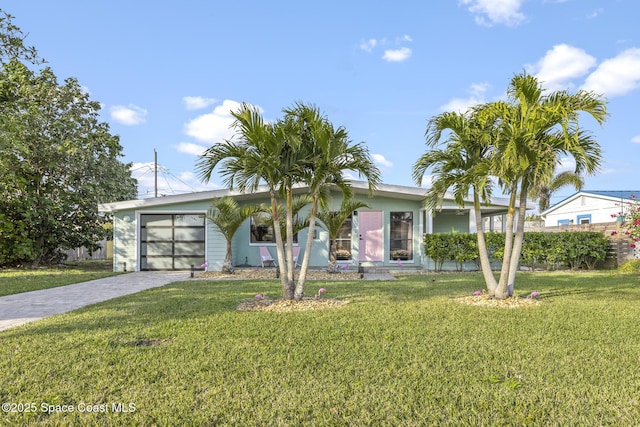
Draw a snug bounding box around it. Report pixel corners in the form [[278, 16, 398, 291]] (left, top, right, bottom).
[[577, 214, 591, 224], [390, 211, 413, 261], [335, 215, 353, 260], [249, 213, 297, 244], [557, 219, 570, 226]]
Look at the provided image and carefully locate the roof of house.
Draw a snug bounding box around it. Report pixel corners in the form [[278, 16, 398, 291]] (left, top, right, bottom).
[[98, 180, 517, 213], [542, 190, 640, 215]]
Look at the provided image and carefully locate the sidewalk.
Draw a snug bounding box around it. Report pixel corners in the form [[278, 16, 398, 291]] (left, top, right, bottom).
[[0, 271, 189, 332]]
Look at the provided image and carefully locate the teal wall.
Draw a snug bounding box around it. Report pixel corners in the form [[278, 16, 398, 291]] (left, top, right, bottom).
[[109, 190, 509, 272]]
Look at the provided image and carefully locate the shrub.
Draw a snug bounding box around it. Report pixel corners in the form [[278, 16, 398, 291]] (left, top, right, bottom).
[[619, 259, 640, 274]]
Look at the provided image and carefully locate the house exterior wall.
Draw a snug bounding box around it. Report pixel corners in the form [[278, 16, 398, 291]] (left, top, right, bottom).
[[105, 185, 513, 272], [544, 195, 623, 227]]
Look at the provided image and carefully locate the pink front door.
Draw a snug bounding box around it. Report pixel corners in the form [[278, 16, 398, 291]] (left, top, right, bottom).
[[359, 211, 383, 262]]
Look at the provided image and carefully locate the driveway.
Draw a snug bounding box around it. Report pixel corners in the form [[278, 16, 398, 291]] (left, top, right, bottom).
[[0, 271, 189, 332]]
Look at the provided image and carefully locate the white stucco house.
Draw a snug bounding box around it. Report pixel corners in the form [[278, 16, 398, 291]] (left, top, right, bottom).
[[542, 191, 639, 227]]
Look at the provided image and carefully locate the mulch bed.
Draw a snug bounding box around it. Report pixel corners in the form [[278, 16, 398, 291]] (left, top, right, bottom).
[[196, 268, 361, 281], [455, 294, 542, 308]]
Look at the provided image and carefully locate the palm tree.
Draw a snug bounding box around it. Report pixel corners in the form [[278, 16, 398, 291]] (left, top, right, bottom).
[[491, 72, 607, 298], [205, 197, 264, 273], [413, 105, 499, 293], [282, 102, 381, 300], [530, 170, 584, 213], [196, 103, 304, 299], [317, 199, 371, 273]]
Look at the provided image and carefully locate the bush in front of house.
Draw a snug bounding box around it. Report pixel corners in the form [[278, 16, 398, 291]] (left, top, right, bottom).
[[424, 231, 610, 271], [619, 259, 640, 274]]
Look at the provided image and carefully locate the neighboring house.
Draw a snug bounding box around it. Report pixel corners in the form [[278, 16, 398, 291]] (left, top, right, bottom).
[[542, 191, 640, 227], [98, 181, 519, 272]]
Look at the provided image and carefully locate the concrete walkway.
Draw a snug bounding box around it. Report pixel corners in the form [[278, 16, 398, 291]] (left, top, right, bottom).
[[0, 271, 189, 332]]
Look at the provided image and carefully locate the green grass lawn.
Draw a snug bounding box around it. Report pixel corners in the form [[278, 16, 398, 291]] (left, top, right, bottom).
[[1, 271, 639, 426], [0, 260, 120, 297]]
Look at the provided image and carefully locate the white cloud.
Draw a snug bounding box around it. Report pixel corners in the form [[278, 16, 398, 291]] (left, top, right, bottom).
[[110, 104, 147, 125], [372, 153, 393, 168], [631, 135, 640, 143], [459, 0, 526, 27], [176, 141, 208, 156], [131, 162, 220, 198], [556, 157, 576, 173], [382, 47, 412, 62], [527, 44, 597, 91], [183, 99, 246, 143], [359, 38, 377, 52], [581, 48, 640, 97], [439, 82, 489, 112], [183, 96, 217, 110]]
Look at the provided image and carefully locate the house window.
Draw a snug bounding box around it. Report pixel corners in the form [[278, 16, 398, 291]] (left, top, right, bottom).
[[557, 219, 570, 226], [577, 214, 591, 225], [390, 211, 413, 261], [335, 215, 353, 260], [249, 213, 297, 244]]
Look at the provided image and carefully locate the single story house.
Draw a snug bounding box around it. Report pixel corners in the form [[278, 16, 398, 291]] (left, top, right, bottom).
[[98, 181, 519, 272], [542, 191, 639, 227]]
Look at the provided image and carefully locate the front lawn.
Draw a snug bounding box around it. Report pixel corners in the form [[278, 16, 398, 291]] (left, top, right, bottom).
[[1, 272, 639, 426], [0, 260, 120, 297]]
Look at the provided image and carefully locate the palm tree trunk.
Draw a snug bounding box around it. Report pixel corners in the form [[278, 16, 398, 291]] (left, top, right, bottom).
[[270, 191, 292, 299], [507, 188, 529, 294], [474, 192, 497, 293], [327, 238, 338, 273], [223, 240, 234, 273], [285, 187, 295, 293], [295, 197, 318, 300], [494, 187, 518, 299]]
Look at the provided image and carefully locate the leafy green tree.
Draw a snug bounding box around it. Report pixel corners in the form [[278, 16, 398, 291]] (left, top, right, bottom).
[[197, 104, 305, 299], [413, 106, 499, 291], [283, 103, 380, 299], [0, 61, 137, 267], [530, 170, 584, 214], [205, 197, 264, 273], [317, 199, 371, 273], [491, 73, 607, 298], [0, 9, 42, 65]]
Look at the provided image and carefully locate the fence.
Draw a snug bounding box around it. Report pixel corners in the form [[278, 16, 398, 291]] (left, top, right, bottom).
[[61, 240, 113, 262]]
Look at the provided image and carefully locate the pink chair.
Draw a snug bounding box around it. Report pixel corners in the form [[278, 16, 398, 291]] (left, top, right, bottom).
[[259, 246, 276, 267], [292, 246, 300, 267]]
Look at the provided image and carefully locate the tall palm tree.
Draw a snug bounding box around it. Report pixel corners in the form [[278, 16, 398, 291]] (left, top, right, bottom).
[[317, 199, 371, 273], [413, 105, 499, 293], [491, 73, 607, 298], [282, 102, 381, 300], [530, 170, 584, 213], [196, 103, 303, 299], [205, 197, 264, 273]]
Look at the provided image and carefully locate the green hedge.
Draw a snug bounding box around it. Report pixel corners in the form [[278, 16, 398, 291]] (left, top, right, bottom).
[[424, 231, 610, 271]]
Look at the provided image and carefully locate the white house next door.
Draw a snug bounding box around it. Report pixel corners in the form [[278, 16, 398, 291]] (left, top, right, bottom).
[[359, 211, 383, 262]]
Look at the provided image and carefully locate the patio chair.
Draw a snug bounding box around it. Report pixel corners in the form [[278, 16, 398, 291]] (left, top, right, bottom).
[[260, 246, 276, 267], [292, 246, 300, 267]]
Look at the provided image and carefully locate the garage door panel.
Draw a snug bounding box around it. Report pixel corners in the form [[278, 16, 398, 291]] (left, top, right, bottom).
[[140, 214, 205, 271]]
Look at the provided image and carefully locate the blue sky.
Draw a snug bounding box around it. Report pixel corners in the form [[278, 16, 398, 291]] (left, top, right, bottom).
[[7, 0, 640, 206]]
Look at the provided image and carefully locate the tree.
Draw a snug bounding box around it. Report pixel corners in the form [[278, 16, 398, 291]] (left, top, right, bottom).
[[196, 103, 305, 300], [413, 106, 499, 293], [317, 199, 371, 273], [529, 170, 584, 213], [0, 9, 42, 65], [283, 102, 381, 300], [204, 197, 264, 273], [0, 61, 137, 267], [491, 73, 607, 298]]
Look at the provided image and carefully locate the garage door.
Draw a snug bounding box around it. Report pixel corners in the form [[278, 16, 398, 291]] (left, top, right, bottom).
[[140, 214, 205, 271]]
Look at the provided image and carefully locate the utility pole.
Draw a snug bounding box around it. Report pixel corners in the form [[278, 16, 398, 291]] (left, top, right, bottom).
[[154, 148, 158, 198]]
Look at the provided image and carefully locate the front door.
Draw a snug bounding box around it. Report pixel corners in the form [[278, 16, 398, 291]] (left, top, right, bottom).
[[359, 211, 383, 262]]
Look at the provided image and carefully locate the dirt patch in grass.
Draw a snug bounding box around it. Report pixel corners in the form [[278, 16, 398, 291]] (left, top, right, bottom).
[[455, 294, 542, 308], [238, 297, 349, 313], [197, 268, 360, 281]]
